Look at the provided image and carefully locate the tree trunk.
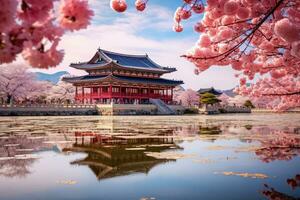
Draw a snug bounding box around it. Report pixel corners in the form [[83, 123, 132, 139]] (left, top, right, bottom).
[[6, 95, 13, 105]]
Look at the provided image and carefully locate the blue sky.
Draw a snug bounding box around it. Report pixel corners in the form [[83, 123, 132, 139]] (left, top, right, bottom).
[[34, 0, 239, 90]]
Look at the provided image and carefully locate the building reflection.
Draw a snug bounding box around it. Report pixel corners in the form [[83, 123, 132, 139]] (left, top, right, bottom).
[[63, 131, 181, 180]]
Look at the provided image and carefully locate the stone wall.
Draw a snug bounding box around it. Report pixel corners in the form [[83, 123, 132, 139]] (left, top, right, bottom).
[[0, 105, 98, 116], [199, 104, 251, 115], [0, 103, 186, 116], [97, 104, 158, 115], [252, 108, 300, 113]]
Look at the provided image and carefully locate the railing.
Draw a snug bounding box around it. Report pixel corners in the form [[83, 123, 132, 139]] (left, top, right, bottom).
[[0, 104, 96, 109], [76, 92, 172, 100]]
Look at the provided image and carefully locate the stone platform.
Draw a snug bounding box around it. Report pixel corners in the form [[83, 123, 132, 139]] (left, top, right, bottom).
[[0, 104, 186, 116]]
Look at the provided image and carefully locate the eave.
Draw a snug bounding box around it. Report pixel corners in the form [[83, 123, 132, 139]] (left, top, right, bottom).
[[62, 74, 183, 86]]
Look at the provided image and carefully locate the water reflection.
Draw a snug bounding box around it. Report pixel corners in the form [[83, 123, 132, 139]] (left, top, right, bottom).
[[64, 132, 181, 180], [0, 114, 299, 200], [263, 174, 300, 200], [0, 134, 52, 178]]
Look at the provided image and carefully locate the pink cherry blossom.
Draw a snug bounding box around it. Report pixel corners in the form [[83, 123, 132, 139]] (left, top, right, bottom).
[[135, 0, 146, 12], [197, 34, 211, 47], [224, 1, 238, 15], [239, 77, 246, 86], [110, 0, 127, 13], [18, 0, 54, 24], [0, 0, 94, 68], [59, 0, 94, 31], [22, 39, 64, 69], [291, 41, 300, 58], [0, 25, 28, 64], [0, 64, 52, 104], [0, 0, 17, 33], [175, 89, 199, 107], [192, 4, 204, 14], [183, 0, 193, 4], [194, 22, 205, 33], [236, 7, 250, 19], [274, 18, 300, 43], [173, 24, 183, 32]]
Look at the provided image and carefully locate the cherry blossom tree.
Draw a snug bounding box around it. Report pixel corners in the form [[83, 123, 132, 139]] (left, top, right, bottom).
[[227, 95, 249, 106], [218, 93, 230, 105], [0, 0, 93, 68], [109, 0, 300, 110], [176, 89, 199, 107], [47, 79, 75, 103], [0, 64, 51, 104]]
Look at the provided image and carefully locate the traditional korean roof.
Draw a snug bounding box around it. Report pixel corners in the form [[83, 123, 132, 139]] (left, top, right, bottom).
[[63, 74, 183, 86], [70, 48, 176, 73], [198, 87, 222, 95]]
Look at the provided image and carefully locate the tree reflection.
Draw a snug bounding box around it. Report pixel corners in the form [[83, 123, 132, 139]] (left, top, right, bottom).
[[0, 158, 35, 178], [0, 134, 51, 178], [254, 130, 300, 163], [262, 174, 300, 200]]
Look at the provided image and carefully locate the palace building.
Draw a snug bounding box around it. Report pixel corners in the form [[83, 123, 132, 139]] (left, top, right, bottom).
[[63, 48, 183, 105]]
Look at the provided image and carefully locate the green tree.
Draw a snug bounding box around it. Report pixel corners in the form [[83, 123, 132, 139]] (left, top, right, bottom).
[[244, 100, 255, 108], [200, 92, 221, 105]]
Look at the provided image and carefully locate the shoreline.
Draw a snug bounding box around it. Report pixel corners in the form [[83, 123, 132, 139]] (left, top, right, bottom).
[[0, 107, 299, 116]]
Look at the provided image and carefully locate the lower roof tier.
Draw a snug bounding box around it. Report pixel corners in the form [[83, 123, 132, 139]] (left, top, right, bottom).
[[63, 74, 183, 86]]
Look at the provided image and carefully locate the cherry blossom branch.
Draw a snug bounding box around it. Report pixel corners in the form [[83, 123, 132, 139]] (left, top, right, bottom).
[[182, 0, 285, 61]]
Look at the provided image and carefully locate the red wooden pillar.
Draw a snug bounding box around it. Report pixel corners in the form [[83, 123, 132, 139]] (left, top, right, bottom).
[[100, 86, 103, 103], [148, 87, 151, 99], [75, 86, 78, 102], [82, 87, 85, 104], [119, 86, 122, 103], [109, 84, 112, 103], [171, 87, 174, 103], [90, 88, 93, 104]]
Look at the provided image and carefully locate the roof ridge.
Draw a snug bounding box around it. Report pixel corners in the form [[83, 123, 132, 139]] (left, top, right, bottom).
[[99, 48, 147, 58]]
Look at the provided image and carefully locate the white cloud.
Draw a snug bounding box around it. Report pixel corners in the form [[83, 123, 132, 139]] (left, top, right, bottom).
[[26, 2, 239, 90]]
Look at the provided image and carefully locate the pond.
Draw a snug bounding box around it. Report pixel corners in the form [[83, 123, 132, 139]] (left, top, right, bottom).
[[0, 113, 300, 200]]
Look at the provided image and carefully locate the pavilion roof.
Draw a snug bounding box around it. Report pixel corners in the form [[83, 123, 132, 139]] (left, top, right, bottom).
[[198, 87, 222, 95], [70, 48, 176, 73], [63, 74, 183, 86]]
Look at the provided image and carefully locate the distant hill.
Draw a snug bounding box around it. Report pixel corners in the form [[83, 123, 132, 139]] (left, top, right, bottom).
[[35, 71, 69, 84]]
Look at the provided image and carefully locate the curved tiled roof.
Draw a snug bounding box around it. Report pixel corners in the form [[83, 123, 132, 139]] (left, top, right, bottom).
[[198, 87, 222, 95], [69, 48, 176, 73], [100, 49, 162, 69]]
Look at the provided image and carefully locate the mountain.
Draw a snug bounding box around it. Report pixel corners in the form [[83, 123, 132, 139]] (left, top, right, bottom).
[[35, 71, 69, 84]]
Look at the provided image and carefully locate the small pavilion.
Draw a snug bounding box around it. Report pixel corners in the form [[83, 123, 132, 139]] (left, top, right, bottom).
[[198, 87, 222, 96]]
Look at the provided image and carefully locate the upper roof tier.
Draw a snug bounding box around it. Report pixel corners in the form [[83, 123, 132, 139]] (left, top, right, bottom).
[[70, 48, 177, 73]]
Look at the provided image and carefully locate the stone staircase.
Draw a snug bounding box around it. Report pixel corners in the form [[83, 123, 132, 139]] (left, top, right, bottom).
[[149, 99, 175, 115]]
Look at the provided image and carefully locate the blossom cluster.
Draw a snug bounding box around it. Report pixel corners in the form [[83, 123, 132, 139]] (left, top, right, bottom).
[[110, 0, 148, 12], [175, 0, 300, 110], [0, 0, 93, 69]]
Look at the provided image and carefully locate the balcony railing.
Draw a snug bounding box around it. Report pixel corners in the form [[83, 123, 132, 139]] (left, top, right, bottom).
[[76, 92, 172, 100]]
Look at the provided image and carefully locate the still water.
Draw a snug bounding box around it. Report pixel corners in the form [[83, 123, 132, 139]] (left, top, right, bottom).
[[0, 113, 300, 200]]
